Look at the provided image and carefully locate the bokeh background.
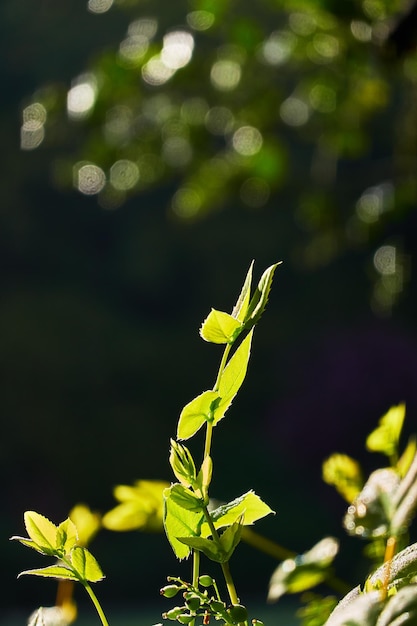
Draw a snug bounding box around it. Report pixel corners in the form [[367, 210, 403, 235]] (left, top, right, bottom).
[[2, 0, 417, 620]]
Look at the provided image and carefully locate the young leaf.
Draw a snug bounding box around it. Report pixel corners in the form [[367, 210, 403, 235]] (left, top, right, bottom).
[[322, 453, 363, 502], [325, 590, 382, 626], [243, 262, 281, 329], [23, 511, 59, 556], [231, 261, 254, 322], [70, 546, 105, 583], [212, 329, 254, 426], [202, 490, 274, 536], [176, 536, 224, 562], [102, 479, 168, 532], [163, 486, 204, 559], [199, 309, 242, 344], [169, 440, 198, 488], [69, 504, 101, 546], [366, 403, 406, 460], [18, 565, 79, 581], [56, 518, 78, 555], [177, 390, 220, 440], [168, 483, 205, 511], [219, 519, 243, 561]]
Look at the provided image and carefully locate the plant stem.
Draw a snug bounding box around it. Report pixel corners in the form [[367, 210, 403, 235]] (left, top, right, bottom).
[[82, 581, 110, 626], [204, 343, 232, 460]]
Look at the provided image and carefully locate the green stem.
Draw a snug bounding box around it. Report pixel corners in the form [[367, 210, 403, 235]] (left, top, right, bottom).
[[204, 343, 232, 460], [82, 581, 110, 626]]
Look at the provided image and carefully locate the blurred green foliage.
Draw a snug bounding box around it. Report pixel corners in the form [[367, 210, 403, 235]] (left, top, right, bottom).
[[20, 0, 417, 314]]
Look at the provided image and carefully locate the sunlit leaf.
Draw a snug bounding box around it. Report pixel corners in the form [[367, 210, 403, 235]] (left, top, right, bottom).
[[177, 390, 220, 440], [18, 566, 78, 581], [243, 263, 281, 329], [56, 518, 78, 554], [397, 436, 417, 478], [202, 490, 274, 536], [366, 403, 406, 460], [163, 486, 204, 559], [231, 261, 254, 322], [70, 546, 104, 583], [69, 504, 101, 546], [218, 518, 243, 560], [199, 309, 243, 344], [322, 453, 363, 502], [22, 511, 59, 556], [177, 535, 224, 562], [213, 329, 253, 426], [102, 480, 167, 532]]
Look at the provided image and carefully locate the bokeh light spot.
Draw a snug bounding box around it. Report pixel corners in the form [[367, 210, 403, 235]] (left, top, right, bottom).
[[186, 10, 215, 31], [309, 84, 336, 113], [356, 183, 393, 223], [161, 30, 194, 70], [21, 102, 47, 150], [210, 60, 241, 91], [67, 75, 97, 119], [142, 57, 176, 85], [289, 12, 316, 36], [373, 245, 396, 275], [232, 125, 263, 156], [350, 20, 373, 42], [172, 187, 202, 218], [75, 163, 106, 195], [110, 160, 139, 191], [87, 0, 113, 14], [280, 96, 309, 126], [128, 18, 158, 38], [119, 35, 149, 65], [260, 31, 296, 66]]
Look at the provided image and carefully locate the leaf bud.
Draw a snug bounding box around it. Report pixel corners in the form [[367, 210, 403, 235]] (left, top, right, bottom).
[[163, 606, 184, 620], [198, 574, 214, 587], [177, 614, 194, 624], [160, 584, 181, 598]]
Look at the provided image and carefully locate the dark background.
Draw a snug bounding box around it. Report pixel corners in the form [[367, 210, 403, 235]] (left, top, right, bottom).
[[1, 0, 417, 617]]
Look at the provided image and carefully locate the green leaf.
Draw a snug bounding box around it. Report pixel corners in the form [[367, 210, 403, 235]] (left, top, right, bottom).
[[268, 537, 339, 601], [219, 519, 243, 560], [212, 329, 253, 426], [366, 403, 406, 460], [177, 536, 224, 562], [23, 511, 59, 556], [169, 483, 205, 511], [244, 262, 281, 329], [202, 490, 274, 535], [169, 439, 198, 487], [322, 453, 363, 502], [70, 546, 104, 583], [177, 390, 220, 440], [56, 518, 78, 554], [102, 479, 168, 532], [231, 261, 254, 323], [199, 309, 243, 344], [163, 486, 204, 559], [18, 565, 78, 581]]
